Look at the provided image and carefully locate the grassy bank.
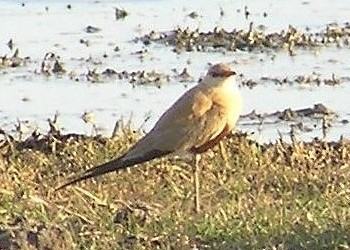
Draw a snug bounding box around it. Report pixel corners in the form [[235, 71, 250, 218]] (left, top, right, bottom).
[[1, 126, 350, 249]]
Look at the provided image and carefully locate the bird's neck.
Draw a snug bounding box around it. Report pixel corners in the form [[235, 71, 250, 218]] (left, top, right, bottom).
[[200, 76, 237, 94]]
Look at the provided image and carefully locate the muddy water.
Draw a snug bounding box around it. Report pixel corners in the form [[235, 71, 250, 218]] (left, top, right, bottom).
[[0, 0, 350, 142]]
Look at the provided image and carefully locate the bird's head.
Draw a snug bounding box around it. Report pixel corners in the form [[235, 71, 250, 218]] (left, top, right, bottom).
[[201, 63, 236, 87]]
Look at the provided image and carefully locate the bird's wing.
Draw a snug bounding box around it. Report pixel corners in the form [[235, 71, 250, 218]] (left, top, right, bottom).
[[125, 85, 230, 157], [55, 147, 169, 190], [56, 85, 232, 190]]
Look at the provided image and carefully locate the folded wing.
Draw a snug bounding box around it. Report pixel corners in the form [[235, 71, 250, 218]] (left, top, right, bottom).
[[56, 85, 231, 190]]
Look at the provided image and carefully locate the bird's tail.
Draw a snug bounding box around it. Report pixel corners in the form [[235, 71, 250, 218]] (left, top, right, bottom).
[[55, 149, 170, 191]]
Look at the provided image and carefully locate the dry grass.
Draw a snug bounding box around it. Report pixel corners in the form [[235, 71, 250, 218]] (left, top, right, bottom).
[[1, 126, 350, 249]]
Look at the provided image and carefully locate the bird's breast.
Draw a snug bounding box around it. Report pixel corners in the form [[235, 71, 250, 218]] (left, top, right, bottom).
[[211, 85, 242, 128]]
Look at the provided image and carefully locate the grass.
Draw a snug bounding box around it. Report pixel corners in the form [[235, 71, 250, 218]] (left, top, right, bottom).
[[1, 126, 350, 249]]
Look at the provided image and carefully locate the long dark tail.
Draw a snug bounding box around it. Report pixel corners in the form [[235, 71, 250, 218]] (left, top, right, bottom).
[[55, 149, 171, 191]]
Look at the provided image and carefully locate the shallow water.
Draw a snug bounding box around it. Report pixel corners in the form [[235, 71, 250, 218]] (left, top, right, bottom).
[[1, 0, 350, 142]]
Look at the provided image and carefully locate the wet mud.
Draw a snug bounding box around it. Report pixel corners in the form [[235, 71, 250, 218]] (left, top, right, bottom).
[[137, 23, 350, 54]]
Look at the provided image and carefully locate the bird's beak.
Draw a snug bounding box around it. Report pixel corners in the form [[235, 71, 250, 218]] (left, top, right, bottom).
[[223, 70, 236, 77]]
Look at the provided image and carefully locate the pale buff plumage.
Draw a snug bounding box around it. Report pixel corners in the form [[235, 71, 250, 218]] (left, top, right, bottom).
[[56, 63, 242, 193]]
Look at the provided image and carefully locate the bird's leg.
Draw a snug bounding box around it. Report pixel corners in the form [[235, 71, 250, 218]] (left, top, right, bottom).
[[219, 141, 229, 184], [194, 154, 201, 213]]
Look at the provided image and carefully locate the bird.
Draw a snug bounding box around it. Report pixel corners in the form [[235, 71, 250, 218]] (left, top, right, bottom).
[[56, 63, 243, 213]]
